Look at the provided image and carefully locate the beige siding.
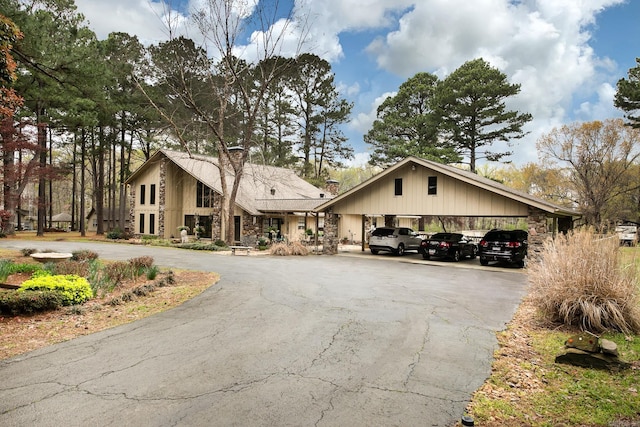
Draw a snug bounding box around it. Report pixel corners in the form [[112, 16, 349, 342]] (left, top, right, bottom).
[[164, 163, 187, 237], [331, 164, 529, 217], [132, 165, 161, 235]]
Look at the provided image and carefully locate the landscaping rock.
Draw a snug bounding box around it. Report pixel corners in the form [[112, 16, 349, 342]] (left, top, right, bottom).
[[555, 333, 630, 371]]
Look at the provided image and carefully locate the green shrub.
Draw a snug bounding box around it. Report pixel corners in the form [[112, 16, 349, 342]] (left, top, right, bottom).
[[179, 242, 220, 251], [528, 228, 640, 334], [145, 265, 160, 280], [0, 260, 43, 281], [71, 250, 99, 262], [214, 239, 227, 247], [0, 289, 63, 315], [18, 274, 93, 306], [0, 259, 14, 281], [106, 228, 129, 240]]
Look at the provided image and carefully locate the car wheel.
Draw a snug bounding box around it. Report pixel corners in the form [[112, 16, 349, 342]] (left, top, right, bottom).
[[370, 249, 379, 255], [480, 257, 489, 266], [395, 243, 405, 256], [452, 250, 460, 262], [422, 253, 430, 260]]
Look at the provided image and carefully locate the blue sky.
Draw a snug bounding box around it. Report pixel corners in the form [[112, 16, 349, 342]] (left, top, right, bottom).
[[75, 0, 640, 167]]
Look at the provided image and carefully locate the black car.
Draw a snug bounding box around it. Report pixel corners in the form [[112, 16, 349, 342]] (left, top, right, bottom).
[[420, 232, 478, 261], [478, 229, 528, 267]]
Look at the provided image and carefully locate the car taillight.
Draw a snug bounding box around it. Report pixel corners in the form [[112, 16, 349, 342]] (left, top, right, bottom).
[[508, 242, 521, 248], [479, 239, 487, 247], [439, 242, 450, 248], [420, 241, 427, 247]]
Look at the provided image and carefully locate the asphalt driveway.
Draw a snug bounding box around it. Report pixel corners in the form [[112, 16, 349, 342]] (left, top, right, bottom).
[[0, 241, 528, 426]]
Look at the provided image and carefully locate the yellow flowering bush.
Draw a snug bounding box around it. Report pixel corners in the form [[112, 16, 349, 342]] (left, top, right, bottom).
[[19, 274, 94, 306]]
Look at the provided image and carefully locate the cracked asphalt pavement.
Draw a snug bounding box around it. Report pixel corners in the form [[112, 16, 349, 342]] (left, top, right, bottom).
[[0, 241, 528, 426]]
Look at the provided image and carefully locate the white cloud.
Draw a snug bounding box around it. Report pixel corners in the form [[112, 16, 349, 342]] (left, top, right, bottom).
[[74, 0, 632, 167], [349, 91, 395, 134], [75, 0, 188, 44]]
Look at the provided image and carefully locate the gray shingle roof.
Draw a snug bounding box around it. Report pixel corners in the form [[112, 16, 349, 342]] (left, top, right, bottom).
[[127, 150, 331, 215]]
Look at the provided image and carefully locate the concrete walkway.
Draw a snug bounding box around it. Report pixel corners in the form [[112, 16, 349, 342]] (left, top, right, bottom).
[[0, 240, 527, 426]]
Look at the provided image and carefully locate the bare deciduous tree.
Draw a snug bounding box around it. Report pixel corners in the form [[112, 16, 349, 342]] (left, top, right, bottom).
[[143, 0, 307, 243], [537, 119, 640, 227]]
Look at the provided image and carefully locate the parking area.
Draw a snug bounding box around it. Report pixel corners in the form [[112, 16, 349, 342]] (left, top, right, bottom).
[[0, 240, 528, 426]]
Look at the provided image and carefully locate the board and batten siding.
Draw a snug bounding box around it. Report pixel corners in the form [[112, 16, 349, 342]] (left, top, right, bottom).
[[133, 163, 160, 235], [330, 164, 529, 217]]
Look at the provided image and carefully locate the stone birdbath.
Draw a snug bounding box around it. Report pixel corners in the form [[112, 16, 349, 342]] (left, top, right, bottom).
[[30, 252, 73, 263]]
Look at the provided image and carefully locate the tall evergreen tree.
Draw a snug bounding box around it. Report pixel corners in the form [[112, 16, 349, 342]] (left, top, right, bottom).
[[437, 58, 532, 173], [365, 72, 460, 168], [614, 57, 640, 129]]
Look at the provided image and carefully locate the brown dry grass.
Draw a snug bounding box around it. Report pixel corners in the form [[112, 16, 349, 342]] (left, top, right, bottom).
[[528, 228, 640, 334], [0, 250, 219, 360], [269, 241, 309, 256]]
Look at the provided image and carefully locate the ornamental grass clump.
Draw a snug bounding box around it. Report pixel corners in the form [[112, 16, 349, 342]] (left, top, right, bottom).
[[19, 274, 94, 306], [528, 228, 640, 334]]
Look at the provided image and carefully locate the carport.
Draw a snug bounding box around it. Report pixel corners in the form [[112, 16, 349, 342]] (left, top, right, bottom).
[[315, 156, 580, 255]]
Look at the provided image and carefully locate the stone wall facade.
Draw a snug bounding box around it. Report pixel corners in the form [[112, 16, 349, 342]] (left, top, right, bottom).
[[158, 158, 166, 238], [527, 206, 551, 261], [242, 213, 263, 246], [128, 185, 136, 236], [322, 208, 339, 254], [211, 195, 222, 241]]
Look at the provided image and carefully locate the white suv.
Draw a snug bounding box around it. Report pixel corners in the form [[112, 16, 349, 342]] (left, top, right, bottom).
[[369, 227, 422, 256]]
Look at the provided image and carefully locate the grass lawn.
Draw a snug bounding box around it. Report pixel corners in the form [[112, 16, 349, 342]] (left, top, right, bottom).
[[464, 245, 640, 426]]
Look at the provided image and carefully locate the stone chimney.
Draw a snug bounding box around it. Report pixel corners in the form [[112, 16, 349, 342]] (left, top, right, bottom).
[[228, 146, 244, 166], [325, 179, 339, 196]]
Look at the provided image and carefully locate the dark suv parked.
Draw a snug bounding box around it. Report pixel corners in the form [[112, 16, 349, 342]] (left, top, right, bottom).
[[478, 229, 528, 268]]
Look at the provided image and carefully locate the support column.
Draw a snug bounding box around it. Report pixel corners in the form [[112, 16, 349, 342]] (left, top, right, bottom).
[[129, 185, 136, 237], [158, 158, 166, 238], [527, 207, 550, 261], [322, 208, 339, 255]]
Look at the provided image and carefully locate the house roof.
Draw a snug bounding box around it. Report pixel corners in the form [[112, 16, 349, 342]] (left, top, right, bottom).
[[315, 156, 580, 218], [126, 149, 330, 215], [51, 212, 72, 222]]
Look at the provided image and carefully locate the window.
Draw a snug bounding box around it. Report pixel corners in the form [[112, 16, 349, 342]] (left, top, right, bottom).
[[428, 176, 437, 195], [197, 181, 214, 208], [394, 178, 403, 196], [139, 213, 145, 234], [140, 185, 146, 205], [150, 184, 156, 205], [149, 214, 155, 234]]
